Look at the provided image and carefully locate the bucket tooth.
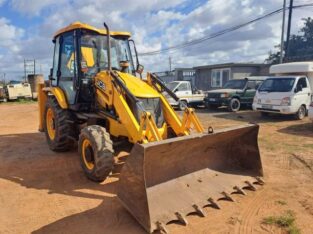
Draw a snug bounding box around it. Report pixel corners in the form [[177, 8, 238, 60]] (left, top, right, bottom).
[[175, 212, 188, 225], [245, 181, 257, 191], [234, 186, 247, 195], [156, 221, 169, 234], [192, 204, 206, 217], [208, 198, 221, 209], [255, 176, 265, 185], [221, 191, 235, 202]]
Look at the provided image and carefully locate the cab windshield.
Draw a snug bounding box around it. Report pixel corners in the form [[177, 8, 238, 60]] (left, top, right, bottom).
[[80, 30, 134, 76], [259, 78, 295, 92], [223, 80, 247, 89], [166, 82, 179, 91]]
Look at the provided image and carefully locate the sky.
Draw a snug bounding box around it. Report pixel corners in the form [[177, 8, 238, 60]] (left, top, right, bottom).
[[0, 0, 312, 80]]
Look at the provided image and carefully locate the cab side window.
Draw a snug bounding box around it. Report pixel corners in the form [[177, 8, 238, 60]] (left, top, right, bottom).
[[246, 81, 256, 90], [59, 32, 77, 105], [297, 77, 307, 88], [51, 37, 60, 86], [177, 83, 188, 91]]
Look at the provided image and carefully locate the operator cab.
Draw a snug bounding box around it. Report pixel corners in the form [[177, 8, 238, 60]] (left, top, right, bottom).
[[50, 22, 135, 111]]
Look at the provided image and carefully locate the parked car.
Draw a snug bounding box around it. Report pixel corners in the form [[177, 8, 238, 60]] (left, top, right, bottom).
[[165, 81, 205, 110], [253, 62, 313, 120], [204, 77, 266, 112], [309, 102, 313, 122]]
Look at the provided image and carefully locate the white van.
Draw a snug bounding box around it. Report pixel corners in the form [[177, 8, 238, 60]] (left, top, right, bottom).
[[253, 62, 313, 120]]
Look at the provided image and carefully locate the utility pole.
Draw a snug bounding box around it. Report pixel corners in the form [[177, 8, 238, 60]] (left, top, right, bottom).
[[169, 56, 172, 72], [285, 0, 294, 61], [280, 0, 287, 63], [34, 60, 36, 75]]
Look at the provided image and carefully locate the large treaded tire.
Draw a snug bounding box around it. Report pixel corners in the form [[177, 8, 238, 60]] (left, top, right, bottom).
[[78, 125, 114, 182], [44, 96, 74, 152]]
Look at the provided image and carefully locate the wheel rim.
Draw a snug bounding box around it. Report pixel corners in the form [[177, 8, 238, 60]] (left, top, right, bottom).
[[180, 101, 186, 110], [232, 100, 239, 110], [82, 139, 95, 170], [299, 107, 305, 119], [46, 108, 56, 140]]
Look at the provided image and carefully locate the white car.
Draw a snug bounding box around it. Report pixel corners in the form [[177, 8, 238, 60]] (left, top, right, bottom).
[[309, 102, 313, 122]]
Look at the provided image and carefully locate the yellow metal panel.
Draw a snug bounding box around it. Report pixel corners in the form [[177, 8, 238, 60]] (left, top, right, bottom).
[[54, 21, 131, 38], [116, 72, 160, 98], [43, 87, 68, 109], [95, 71, 114, 107], [108, 118, 128, 138], [112, 87, 141, 143], [81, 47, 95, 67], [38, 83, 47, 132]]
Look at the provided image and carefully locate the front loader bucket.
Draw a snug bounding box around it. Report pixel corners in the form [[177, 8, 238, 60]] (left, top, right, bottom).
[[117, 124, 263, 233]]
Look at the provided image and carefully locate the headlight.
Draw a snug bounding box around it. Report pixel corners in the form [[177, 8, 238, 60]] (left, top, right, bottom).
[[220, 93, 229, 98], [281, 97, 291, 106]]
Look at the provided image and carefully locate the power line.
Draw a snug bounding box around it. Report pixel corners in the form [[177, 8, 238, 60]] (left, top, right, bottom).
[[139, 3, 313, 56]]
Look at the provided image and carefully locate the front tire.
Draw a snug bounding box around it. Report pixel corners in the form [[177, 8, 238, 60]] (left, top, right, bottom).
[[44, 97, 74, 151], [78, 125, 114, 182], [295, 105, 306, 120], [179, 100, 188, 111], [228, 98, 241, 112]]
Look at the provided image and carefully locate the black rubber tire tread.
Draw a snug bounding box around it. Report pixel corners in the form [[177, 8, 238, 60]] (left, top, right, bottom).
[[78, 125, 114, 182], [228, 98, 241, 112], [44, 96, 74, 152]]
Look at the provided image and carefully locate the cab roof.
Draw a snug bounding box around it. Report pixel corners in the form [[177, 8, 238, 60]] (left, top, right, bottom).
[[53, 21, 131, 39]]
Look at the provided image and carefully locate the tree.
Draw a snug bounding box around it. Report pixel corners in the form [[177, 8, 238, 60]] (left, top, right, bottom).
[[265, 17, 313, 64]]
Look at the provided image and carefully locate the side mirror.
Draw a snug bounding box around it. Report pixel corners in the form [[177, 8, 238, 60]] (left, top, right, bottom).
[[173, 88, 178, 93], [136, 64, 144, 74], [49, 68, 54, 80]]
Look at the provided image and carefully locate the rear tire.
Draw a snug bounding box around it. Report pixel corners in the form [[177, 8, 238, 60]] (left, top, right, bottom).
[[44, 96, 74, 151], [295, 105, 306, 120], [179, 100, 188, 111], [228, 98, 240, 112], [78, 125, 114, 182]]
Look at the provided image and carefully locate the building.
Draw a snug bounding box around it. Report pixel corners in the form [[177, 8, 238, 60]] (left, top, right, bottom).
[[154, 63, 270, 91], [153, 71, 176, 83], [194, 63, 270, 90]]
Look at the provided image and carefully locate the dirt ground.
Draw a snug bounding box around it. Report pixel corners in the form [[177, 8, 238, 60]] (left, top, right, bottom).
[[0, 103, 312, 234]]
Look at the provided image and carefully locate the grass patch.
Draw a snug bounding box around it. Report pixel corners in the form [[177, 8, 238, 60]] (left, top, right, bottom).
[[262, 210, 300, 234], [276, 200, 287, 205], [4, 99, 36, 104], [302, 144, 313, 149]]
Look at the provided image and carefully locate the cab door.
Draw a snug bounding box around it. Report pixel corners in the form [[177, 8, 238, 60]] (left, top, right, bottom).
[[175, 82, 191, 99], [242, 81, 257, 104], [58, 31, 78, 105], [294, 77, 311, 107]]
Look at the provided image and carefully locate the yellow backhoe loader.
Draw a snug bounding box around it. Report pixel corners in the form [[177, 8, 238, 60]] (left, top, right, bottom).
[[38, 22, 264, 233]]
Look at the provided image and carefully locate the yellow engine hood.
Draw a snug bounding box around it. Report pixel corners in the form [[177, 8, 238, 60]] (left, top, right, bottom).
[[116, 72, 160, 98]]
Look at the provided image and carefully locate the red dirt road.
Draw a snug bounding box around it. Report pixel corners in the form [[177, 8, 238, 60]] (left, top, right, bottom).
[[0, 103, 312, 233]]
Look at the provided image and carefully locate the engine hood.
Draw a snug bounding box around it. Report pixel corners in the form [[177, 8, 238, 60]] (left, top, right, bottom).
[[207, 88, 242, 94], [115, 72, 160, 98]]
